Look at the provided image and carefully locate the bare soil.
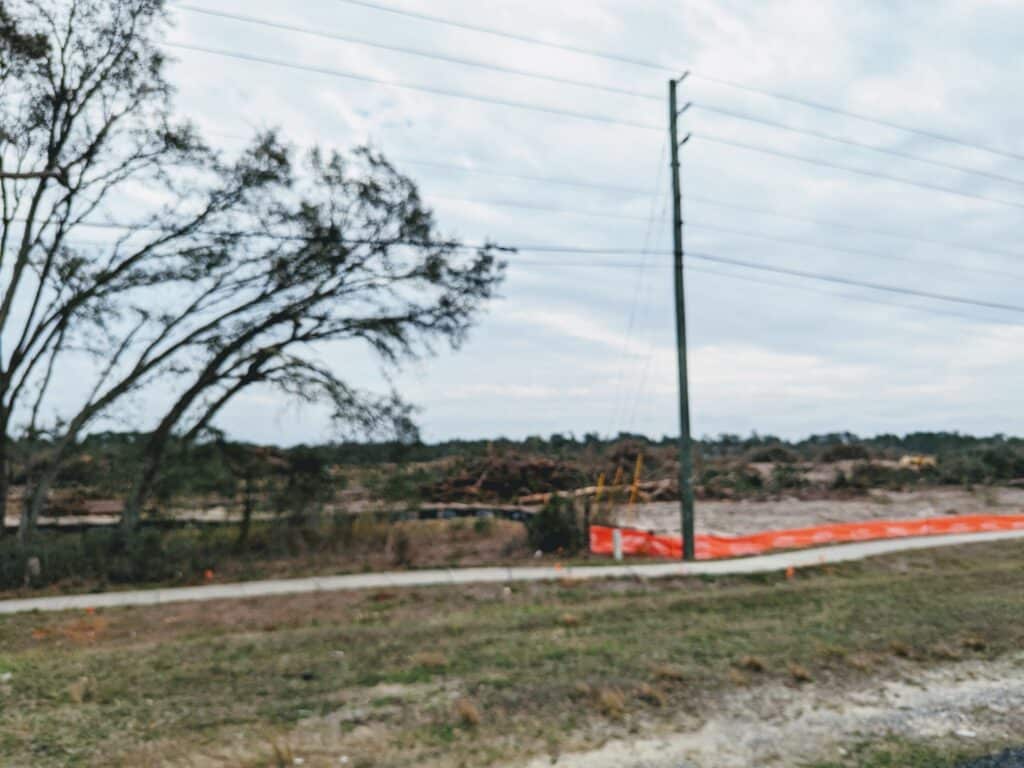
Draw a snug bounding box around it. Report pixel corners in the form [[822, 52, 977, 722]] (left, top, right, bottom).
[[617, 486, 1024, 535], [512, 654, 1024, 768]]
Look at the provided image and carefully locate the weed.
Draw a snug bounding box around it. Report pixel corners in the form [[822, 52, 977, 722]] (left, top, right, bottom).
[[737, 655, 766, 673], [635, 683, 666, 707], [67, 676, 94, 704], [390, 528, 414, 567], [571, 682, 592, 699], [788, 662, 813, 683], [962, 636, 988, 652], [454, 697, 482, 727], [652, 663, 686, 683], [410, 651, 448, 670], [889, 640, 914, 659], [929, 643, 962, 661], [728, 669, 750, 686], [597, 688, 626, 719]]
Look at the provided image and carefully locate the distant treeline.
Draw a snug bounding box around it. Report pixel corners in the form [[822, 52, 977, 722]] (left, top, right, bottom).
[[7, 430, 1024, 499]]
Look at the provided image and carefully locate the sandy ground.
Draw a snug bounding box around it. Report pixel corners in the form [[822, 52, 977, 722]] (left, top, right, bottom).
[[615, 487, 1024, 535], [7, 486, 1024, 537], [514, 655, 1024, 768]]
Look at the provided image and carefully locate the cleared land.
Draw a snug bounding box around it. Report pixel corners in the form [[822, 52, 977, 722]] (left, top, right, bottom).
[[617, 486, 1024, 535], [2, 539, 1024, 767]]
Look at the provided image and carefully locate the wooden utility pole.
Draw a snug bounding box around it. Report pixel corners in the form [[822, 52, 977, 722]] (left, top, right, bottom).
[[669, 75, 696, 561]]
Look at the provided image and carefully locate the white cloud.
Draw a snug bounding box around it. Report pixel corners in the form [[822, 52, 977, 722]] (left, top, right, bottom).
[[71, 0, 1024, 442]]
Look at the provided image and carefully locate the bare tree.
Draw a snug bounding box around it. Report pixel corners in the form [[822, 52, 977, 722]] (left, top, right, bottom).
[[0, 0, 305, 539], [0, 0, 504, 541], [115, 147, 503, 532]]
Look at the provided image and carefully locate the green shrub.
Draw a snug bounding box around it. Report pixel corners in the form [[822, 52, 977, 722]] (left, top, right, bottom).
[[526, 496, 583, 554], [748, 445, 797, 463], [848, 462, 921, 490], [820, 444, 870, 462], [770, 464, 805, 491], [391, 528, 414, 566], [473, 516, 494, 536]]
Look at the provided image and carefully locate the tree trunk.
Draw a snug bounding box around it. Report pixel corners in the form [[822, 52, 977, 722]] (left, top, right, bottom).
[[121, 423, 175, 534], [17, 426, 81, 544], [0, 430, 9, 541], [18, 463, 53, 545], [236, 474, 254, 549]]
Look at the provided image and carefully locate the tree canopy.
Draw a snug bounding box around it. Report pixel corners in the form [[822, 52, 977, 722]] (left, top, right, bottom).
[[0, 0, 505, 540]]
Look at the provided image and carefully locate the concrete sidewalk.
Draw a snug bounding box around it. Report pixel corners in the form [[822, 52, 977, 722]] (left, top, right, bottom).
[[3, 528, 1024, 616]]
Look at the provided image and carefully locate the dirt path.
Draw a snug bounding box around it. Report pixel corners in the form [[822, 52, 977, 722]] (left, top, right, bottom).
[[515, 655, 1024, 768], [4, 528, 1024, 615]]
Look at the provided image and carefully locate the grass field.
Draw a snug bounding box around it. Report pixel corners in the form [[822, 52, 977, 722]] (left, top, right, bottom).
[[2, 540, 1024, 767]]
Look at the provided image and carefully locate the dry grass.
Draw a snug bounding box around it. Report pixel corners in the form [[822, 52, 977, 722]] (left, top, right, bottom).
[[728, 669, 750, 686], [652, 663, 687, 683], [67, 676, 94, 704], [635, 683, 667, 707], [454, 697, 482, 727], [410, 651, 448, 670], [737, 655, 767, 673], [929, 643, 963, 661], [962, 636, 987, 652], [890, 640, 914, 659], [788, 662, 813, 683], [3, 539, 1024, 767], [571, 681, 592, 698], [846, 653, 876, 672], [559, 612, 582, 627], [597, 688, 626, 719]]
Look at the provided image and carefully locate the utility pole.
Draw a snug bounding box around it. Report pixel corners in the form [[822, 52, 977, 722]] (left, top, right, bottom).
[[669, 75, 696, 561]]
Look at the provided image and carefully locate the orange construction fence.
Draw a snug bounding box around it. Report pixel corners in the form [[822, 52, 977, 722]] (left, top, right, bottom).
[[590, 514, 1024, 561]]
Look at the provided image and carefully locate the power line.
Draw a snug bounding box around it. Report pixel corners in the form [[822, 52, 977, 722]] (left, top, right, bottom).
[[696, 134, 1024, 211], [395, 157, 650, 195], [685, 195, 1024, 263], [202, 132, 656, 195], [386, 159, 1024, 260], [430, 194, 652, 221], [16, 215, 1024, 317], [173, 4, 661, 102], [437, 195, 1024, 281], [30, 214, 1024, 286], [682, 263, 995, 325], [164, 42, 662, 132], [694, 103, 1024, 189], [608, 146, 669, 437], [335, 0, 1024, 163], [696, 74, 1024, 165], [206, 127, 1024, 257], [377, 157, 1024, 263], [688, 221, 1024, 282], [509, 252, 1024, 315], [685, 251, 1024, 315], [496, 245, 1024, 315], [623, 196, 673, 433], [335, 0, 672, 72]]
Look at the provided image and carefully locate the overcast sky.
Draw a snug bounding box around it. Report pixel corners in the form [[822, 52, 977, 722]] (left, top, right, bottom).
[[147, 0, 1024, 444]]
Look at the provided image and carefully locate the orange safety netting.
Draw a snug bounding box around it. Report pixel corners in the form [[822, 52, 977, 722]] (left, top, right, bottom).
[[589, 514, 1024, 561]]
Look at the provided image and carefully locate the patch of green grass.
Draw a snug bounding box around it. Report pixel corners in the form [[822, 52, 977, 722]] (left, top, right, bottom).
[[1, 540, 1024, 766], [806, 737, 996, 768]]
